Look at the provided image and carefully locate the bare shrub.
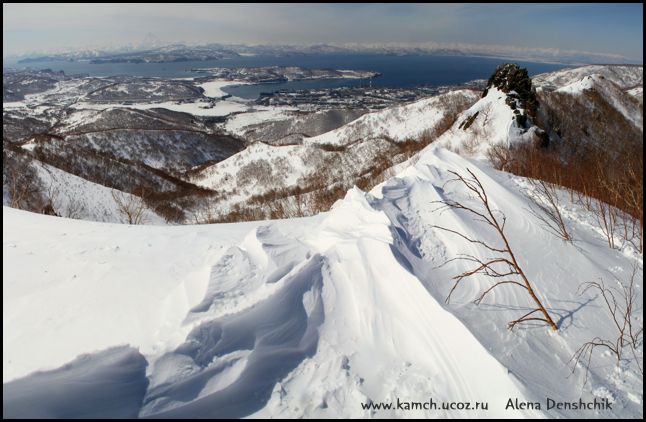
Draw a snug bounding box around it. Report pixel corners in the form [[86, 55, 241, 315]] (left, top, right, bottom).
[[3, 151, 46, 212], [433, 168, 558, 331], [490, 139, 643, 254], [592, 199, 619, 249], [525, 179, 572, 242], [112, 187, 148, 224], [570, 265, 643, 384], [309, 184, 348, 214], [237, 159, 273, 187], [42, 182, 61, 216], [153, 202, 185, 223], [486, 143, 513, 171], [62, 196, 86, 219]]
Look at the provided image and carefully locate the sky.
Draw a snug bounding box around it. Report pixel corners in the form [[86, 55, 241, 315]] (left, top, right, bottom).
[[3, 3, 643, 62]]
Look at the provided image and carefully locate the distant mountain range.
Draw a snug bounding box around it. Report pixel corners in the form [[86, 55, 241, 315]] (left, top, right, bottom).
[[7, 42, 642, 66]]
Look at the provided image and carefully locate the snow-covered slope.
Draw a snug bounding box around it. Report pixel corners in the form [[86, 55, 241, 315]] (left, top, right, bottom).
[[34, 162, 165, 224], [3, 207, 323, 383], [188, 89, 478, 214], [3, 64, 644, 418], [431, 86, 545, 158], [304, 89, 479, 147], [555, 75, 643, 130], [627, 86, 643, 103], [433, 86, 516, 155], [533, 65, 643, 91], [4, 140, 642, 417]]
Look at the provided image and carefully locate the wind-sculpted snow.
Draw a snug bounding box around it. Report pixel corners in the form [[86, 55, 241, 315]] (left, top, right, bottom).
[[140, 228, 325, 417], [3, 346, 149, 419], [2, 66, 644, 418], [3, 139, 643, 416]]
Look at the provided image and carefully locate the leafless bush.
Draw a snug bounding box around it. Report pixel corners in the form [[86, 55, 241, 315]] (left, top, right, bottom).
[[592, 199, 619, 249], [487, 143, 513, 171], [433, 168, 558, 331], [112, 187, 148, 224], [62, 196, 86, 219], [237, 159, 274, 187], [525, 179, 572, 242], [490, 139, 643, 254], [570, 265, 643, 384], [3, 151, 46, 212], [41, 182, 61, 216]]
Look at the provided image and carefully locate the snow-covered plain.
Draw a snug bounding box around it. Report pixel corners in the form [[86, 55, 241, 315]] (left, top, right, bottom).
[[3, 77, 257, 118], [197, 80, 251, 98]]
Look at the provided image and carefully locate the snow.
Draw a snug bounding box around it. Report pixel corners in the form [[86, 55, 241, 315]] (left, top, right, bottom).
[[224, 106, 298, 136], [3, 207, 323, 384], [72, 98, 250, 117], [59, 108, 104, 131], [304, 89, 479, 147], [4, 140, 642, 417], [20, 141, 36, 151], [627, 86, 643, 102], [193, 141, 307, 189], [33, 162, 166, 224], [556, 74, 643, 130], [3, 346, 148, 418], [533, 65, 643, 91], [197, 79, 250, 98], [432, 86, 519, 157], [4, 77, 254, 118], [3, 64, 643, 418], [2, 101, 27, 109], [556, 75, 597, 94]]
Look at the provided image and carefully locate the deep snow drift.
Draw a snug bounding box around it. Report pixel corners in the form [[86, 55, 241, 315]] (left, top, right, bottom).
[[3, 140, 642, 417], [3, 64, 643, 418]]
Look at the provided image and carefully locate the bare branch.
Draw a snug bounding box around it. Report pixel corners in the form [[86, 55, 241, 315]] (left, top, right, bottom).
[[570, 265, 643, 385], [524, 179, 572, 242], [433, 168, 558, 331]]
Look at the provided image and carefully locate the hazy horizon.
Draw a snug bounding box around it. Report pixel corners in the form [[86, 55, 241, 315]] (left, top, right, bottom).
[[3, 3, 643, 63]]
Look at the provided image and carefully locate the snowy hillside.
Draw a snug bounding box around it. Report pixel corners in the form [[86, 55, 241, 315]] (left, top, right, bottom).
[[33, 162, 165, 223], [555, 74, 643, 130], [533, 65, 643, 91], [4, 138, 643, 417], [304, 89, 480, 147], [3, 63, 644, 418], [433, 86, 523, 156], [187, 89, 478, 216]]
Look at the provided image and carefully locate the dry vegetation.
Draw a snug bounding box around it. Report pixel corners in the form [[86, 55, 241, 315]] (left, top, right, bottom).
[[4, 91, 475, 225], [489, 140, 642, 253], [523, 179, 572, 242], [432, 169, 559, 331], [204, 93, 471, 223], [487, 69, 642, 252], [569, 265, 643, 384], [3, 148, 48, 213]]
